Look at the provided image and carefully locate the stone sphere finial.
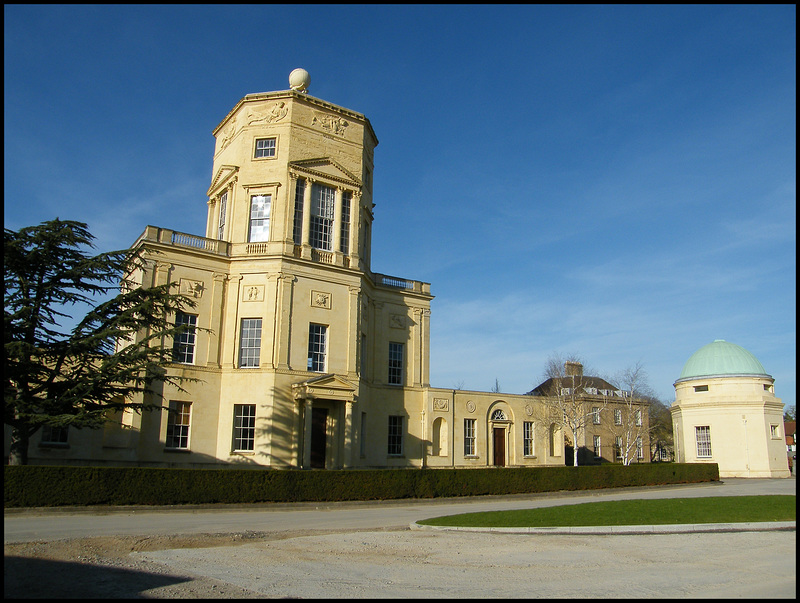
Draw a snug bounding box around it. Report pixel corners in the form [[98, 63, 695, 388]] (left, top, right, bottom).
[[289, 68, 310, 93]]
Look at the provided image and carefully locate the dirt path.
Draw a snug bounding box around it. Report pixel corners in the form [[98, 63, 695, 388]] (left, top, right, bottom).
[[5, 527, 796, 598]]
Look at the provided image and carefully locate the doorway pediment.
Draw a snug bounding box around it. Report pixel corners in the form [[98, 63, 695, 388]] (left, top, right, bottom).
[[292, 374, 358, 402]]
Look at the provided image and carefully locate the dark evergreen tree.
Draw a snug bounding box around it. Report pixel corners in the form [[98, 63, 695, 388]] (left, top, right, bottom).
[[4, 219, 198, 464]]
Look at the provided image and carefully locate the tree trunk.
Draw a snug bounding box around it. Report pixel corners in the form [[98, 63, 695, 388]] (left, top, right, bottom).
[[8, 427, 31, 465]]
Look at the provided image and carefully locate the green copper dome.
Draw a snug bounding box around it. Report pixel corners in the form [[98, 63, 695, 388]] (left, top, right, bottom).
[[677, 340, 770, 382]]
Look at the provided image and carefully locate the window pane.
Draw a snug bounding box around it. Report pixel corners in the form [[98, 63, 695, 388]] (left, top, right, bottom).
[[166, 401, 191, 449], [310, 184, 334, 250], [239, 318, 262, 367], [464, 418, 476, 456], [695, 426, 712, 457], [249, 195, 271, 242], [388, 415, 403, 455], [233, 404, 256, 451], [340, 190, 351, 255], [255, 138, 276, 158], [293, 178, 305, 245], [308, 324, 327, 372], [388, 342, 403, 385], [218, 191, 227, 240], [173, 312, 197, 364]]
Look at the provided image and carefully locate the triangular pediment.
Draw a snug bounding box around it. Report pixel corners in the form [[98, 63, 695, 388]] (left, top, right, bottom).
[[207, 165, 239, 197], [292, 374, 358, 402], [289, 158, 361, 188]]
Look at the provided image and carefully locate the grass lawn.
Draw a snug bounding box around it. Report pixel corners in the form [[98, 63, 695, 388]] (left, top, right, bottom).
[[416, 495, 796, 527]]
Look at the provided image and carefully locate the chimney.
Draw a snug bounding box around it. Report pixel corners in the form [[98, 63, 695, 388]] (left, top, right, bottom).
[[565, 361, 583, 377]]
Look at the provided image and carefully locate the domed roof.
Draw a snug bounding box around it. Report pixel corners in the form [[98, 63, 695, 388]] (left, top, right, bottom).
[[676, 340, 770, 382]]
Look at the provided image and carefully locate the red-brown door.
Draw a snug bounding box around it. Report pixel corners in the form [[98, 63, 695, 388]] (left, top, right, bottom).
[[493, 428, 505, 467]]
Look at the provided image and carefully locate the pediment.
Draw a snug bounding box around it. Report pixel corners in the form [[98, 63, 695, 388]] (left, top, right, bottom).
[[207, 165, 239, 197], [292, 374, 358, 402], [289, 158, 361, 188]]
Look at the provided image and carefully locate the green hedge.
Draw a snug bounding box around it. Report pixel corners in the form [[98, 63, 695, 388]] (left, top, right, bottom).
[[4, 463, 719, 508]]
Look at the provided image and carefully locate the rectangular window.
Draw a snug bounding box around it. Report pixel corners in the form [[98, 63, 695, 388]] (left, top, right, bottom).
[[41, 425, 69, 445], [254, 137, 276, 158], [172, 312, 197, 364], [339, 190, 351, 255], [636, 436, 643, 459], [593, 435, 602, 458], [695, 426, 712, 458], [523, 421, 535, 456], [218, 191, 227, 240], [308, 324, 327, 372], [464, 418, 476, 456], [614, 408, 622, 425], [694, 385, 709, 392], [248, 194, 271, 242], [388, 342, 404, 385], [239, 318, 262, 368], [310, 183, 335, 250], [770, 424, 780, 438], [615, 436, 623, 460], [635, 409, 642, 426], [592, 407, 601, 425], [166, 401, 191, 449], [233, 404, 256, 452], [388, 415, 403, 455], [293, 178, 305, 245]]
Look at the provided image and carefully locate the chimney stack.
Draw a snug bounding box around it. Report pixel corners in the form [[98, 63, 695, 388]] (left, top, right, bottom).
[[565, 361, 583, 377]]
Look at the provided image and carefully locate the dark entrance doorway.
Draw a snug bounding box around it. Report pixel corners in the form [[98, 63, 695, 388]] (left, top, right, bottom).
[[310, 408, 328, 469], [493, 428, 505, 467]]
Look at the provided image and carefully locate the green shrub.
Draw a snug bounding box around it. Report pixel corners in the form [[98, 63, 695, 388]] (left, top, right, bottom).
[[3, 463, 719, 508]]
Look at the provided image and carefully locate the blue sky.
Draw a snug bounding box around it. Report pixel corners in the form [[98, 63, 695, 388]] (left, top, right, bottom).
[[4, 5, 796, 409]]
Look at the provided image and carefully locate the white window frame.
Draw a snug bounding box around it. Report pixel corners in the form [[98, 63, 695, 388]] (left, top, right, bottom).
[[173, 311, 197, 364], [523, 421, 535, 456], [239, 318, 262, 368], [614, 408, 622, 425], [635, 409, 642, 427], [233, 404, 256, 452], [217, 191, 227, 240], [388, 342, 404, 385], [165, 401, 191, 450], [636, 436, 644, 459], [464, 418, 476, 456], [308, 324, 327, 372], [340, 190, 351, 255], [254, 137, 277, 159], [248, 194, 271, 243], [310, 183, 335, 251], [388, 415, 403, 456], [593, 435, 602, 458], [592, 407, 601, 425], [695, 425, 712, 458], [615, 436, 623, 460], [40, 425, 69, 445], [292, 178, 305, 245]]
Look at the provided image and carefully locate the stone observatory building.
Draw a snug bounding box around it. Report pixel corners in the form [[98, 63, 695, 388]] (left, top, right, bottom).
[[671, 340, 789, 478]]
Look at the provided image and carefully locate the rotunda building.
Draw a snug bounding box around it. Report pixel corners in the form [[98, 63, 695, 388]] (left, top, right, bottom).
[[671, 340, 789, 478]]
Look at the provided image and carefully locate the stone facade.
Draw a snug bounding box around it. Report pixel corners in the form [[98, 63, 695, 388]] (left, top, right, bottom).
[[20, 74, 650, 470], [671, 340, 789, 478]]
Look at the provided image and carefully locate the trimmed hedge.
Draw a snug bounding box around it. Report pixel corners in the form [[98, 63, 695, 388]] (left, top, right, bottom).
[[4, 463, 719, 508]]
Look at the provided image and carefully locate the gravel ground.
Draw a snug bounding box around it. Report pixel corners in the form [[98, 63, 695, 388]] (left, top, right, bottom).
[[4, 526, 796, 598]]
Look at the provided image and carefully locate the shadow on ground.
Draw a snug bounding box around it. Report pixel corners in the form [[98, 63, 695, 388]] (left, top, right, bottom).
[[4, 556, 191, 599]]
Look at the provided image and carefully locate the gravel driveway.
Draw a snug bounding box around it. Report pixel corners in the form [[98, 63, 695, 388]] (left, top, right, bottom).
[[5, 478, 795, 598]]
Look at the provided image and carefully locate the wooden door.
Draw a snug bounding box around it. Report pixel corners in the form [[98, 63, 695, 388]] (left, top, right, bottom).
[[493, 427, 505, 467], [310, 408, 328, 469]]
